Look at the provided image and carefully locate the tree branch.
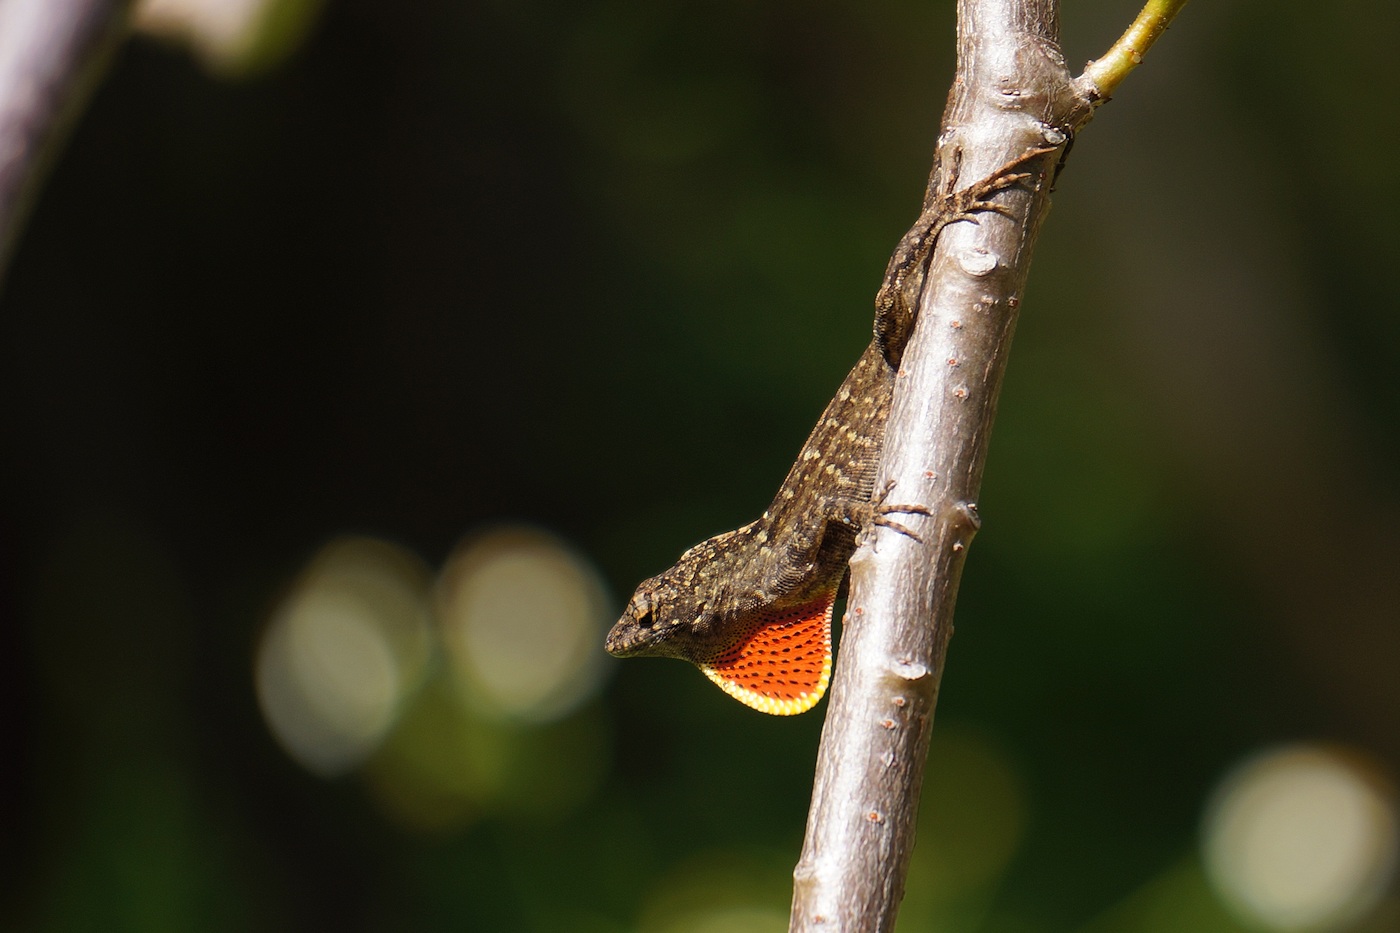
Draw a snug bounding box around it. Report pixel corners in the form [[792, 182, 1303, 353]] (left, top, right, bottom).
[[790, 0, 1189, 928], [0, 0, 131, 286]]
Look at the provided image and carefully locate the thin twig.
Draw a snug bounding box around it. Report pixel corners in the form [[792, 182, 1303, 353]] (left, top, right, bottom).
[[0, 0, 130, 286], [1079, 0, 1192, 101]]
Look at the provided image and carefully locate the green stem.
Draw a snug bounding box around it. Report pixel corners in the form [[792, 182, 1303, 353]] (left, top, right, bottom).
[[1080, 0, 1191, 99]]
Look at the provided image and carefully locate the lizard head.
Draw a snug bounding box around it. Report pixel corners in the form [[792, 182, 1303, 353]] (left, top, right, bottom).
[[606, 526, 755, 660], [603, 542, 732, 662], [605, 528, 834, 715]]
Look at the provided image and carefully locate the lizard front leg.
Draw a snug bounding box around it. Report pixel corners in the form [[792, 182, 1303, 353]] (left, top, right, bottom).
[[832, 481, 933, 543]]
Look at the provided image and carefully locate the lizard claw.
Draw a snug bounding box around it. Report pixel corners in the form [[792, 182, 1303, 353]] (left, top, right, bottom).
[[958, 201, 1016, 222], [870, 480, 932, 543], [943, 161, 1044, 222]]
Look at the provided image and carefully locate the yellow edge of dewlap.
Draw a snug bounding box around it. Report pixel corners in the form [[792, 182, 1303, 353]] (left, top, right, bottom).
[[700, 655, 833, 716]]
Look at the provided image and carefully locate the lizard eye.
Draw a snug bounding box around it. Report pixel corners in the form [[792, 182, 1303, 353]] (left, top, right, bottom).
[[635, 608, 656, 629]]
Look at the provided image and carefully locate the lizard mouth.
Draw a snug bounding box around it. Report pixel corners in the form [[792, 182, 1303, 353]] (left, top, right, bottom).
[[604, 591, 666, 657], [603, 620, 647, 657], [698, 594, 835, 716], [604, 609, 675, 658]]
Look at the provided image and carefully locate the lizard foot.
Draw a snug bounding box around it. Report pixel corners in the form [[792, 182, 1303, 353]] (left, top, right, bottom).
[[940, 144, 1057, 223], [869, 480, 932, 543], [834, 482, 931, 542]]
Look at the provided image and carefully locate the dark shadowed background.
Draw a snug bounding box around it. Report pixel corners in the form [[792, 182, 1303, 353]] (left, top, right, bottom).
[[3, 0, 1398, 930]]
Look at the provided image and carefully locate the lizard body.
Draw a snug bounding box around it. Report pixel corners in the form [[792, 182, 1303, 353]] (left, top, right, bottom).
[[605, 150, 1047, 715]]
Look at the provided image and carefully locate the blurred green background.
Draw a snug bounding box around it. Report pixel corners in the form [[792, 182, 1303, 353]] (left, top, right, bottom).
[[3, 0, 1398, 931]]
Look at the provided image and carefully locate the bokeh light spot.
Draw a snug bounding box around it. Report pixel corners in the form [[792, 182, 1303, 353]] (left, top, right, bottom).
[[1202, 743, 1398, 931], [256, 537, 433, 777], [134, 0, 324, 74], [363, 683, 611, 833], [438, 525, 611, 722]]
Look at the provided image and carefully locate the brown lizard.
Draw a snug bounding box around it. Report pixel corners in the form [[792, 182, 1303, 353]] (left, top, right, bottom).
[[605, 148, 1049, 715]]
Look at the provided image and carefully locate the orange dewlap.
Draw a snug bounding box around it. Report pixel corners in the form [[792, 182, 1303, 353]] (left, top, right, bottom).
[[699, 595, 834, 715]]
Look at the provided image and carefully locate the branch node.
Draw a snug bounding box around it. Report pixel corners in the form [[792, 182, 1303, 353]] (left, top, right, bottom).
[[956, 500, 983, 532], [957, 246, 1000, 277], [1037, 122, 1069, 147], [890, 658, 930, 682]]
